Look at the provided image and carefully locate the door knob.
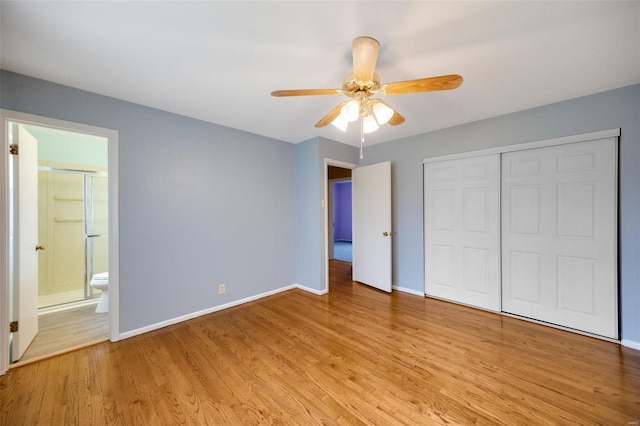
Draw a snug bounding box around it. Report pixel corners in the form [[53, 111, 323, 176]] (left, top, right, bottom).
[[382, 232, 390, 237], [35, 245, 46, 251]]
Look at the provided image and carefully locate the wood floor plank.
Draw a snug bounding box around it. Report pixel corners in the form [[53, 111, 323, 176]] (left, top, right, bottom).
[[2, 259, 639, 424]]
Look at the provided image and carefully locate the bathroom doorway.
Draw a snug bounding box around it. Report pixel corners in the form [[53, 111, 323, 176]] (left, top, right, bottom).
[[14, 123, 108, 363], [33, 125, 109, 310], [1, 111, 120, 371]]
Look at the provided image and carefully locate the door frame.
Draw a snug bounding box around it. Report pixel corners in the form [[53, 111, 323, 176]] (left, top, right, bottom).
[[323, 158, 357, 292], [0, 109, 120, 375]]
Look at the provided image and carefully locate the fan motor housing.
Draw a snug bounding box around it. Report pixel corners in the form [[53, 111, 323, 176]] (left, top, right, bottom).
[[342, 73, 381, 96]]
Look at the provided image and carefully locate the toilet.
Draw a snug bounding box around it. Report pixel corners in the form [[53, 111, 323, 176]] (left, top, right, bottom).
[[90, 272, 109, 313]]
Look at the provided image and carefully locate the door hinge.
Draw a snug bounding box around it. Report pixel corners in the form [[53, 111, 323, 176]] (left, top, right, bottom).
[[9, 321, 18, 333], [9, 144, 18, 155]]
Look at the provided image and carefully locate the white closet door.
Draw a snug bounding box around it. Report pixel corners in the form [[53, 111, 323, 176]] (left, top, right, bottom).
[[424, 154, 501, 311], [501, 138, 617, 338]]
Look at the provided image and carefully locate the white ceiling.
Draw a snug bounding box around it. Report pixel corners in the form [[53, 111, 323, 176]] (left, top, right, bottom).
[[1, 1, 639, 147]]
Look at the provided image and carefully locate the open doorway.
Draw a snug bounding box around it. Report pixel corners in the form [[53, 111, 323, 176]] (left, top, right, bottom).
[[1, 110, 119, 372], [21, 124, 109, 363], [30, 124, 109, 310], [329, 168, 352, 262], [324, 159, 357, 292], [324, 159, 393, 294]]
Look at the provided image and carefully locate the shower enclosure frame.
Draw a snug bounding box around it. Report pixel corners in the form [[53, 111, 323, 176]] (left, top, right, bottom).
[[38, 166, 108, 304]]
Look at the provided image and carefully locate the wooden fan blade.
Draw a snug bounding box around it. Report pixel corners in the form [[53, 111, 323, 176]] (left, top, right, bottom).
[[271, 89, 344, 97], [388, 110, 405, 126], [315, 102, 349, 128], [352, 36, 380, 83], [381, 74, 463, 95]]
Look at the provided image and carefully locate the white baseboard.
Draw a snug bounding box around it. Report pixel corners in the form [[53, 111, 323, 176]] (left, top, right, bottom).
[[112, 282, 640, 351], [393, 285, 425, 297], [621, 339, 640, 351], [295, 283, 328, 296], [118, 283, 329, 341], [118, 284, 297, 340]]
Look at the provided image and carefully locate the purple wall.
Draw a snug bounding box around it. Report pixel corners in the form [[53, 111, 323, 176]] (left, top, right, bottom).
[[332, 181, 352, 241]]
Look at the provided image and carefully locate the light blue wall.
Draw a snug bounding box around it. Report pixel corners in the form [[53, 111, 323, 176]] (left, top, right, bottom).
[[294, 137, 321, 290], [1, 70, 296, 333], [294, 137, 358, 291], [3, 69, 638, 344], [360, 84, 640, 343]]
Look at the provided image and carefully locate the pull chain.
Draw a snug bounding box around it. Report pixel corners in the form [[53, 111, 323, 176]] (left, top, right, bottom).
[[360, 115, 364, 159]]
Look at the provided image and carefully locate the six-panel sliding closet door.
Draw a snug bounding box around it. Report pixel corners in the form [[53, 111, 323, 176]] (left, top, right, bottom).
[[501, 137, 618, 338], [424, 154, 501, 311]]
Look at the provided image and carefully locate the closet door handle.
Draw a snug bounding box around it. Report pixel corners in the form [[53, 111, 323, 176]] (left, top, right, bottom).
[[35, 245, 46, 251]]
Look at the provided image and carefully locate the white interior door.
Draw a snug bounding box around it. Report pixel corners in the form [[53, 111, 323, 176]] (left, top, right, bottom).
[[352, 161, 392, 292], [11, 124, 40, 361], [501, 137, 617, 338], [424, 154, 501, 311]]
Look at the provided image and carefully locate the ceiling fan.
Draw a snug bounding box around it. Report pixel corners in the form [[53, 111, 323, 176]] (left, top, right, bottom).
[[271, 36, 463, 155]]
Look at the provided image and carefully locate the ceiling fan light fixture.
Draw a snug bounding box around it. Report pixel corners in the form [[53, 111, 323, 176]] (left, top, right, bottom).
[[271, 36, 463, 157], [330, 115, 349, 132], [340, 100, 360, 122], [362, 114, 379, 134], [372, 101, 394, 125]]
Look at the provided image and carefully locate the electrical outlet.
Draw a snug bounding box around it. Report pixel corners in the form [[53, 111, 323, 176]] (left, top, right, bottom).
[[218, 283, 226, 295]]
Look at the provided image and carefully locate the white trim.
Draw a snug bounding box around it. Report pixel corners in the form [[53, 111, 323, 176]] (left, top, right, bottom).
[[621, 339, 640, 351], [326, 158, 359, 170], [107, 127, 120, 342], [323, 158, 358, 293], [0, 114, 8, 376], [392, 286, 425, 297], [296, 283, 328, 296], [423, 128, 621, 164], [0, 109, 120, 375], [612, 137, 619, 339], [119, 284, 309, 340]]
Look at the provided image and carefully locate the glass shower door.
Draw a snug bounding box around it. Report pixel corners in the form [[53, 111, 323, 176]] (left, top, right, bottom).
[[84, 173, 108, 298]]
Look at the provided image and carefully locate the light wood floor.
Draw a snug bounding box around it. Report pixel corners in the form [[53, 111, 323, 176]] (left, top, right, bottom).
[[1, 260, 639, 424], [16, 303, 109, 364]]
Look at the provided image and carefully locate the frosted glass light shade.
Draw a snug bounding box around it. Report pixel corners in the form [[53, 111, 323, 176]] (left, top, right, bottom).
[[363, 115, 379, 133], [340, 100, 360, 122], [331, 115, 348, 132], [372, 102, 394, 125]]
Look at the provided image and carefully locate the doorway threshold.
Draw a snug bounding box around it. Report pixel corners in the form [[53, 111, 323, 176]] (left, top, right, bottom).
[[9, 338, 109, 369], [39, 298, 99, 315]]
